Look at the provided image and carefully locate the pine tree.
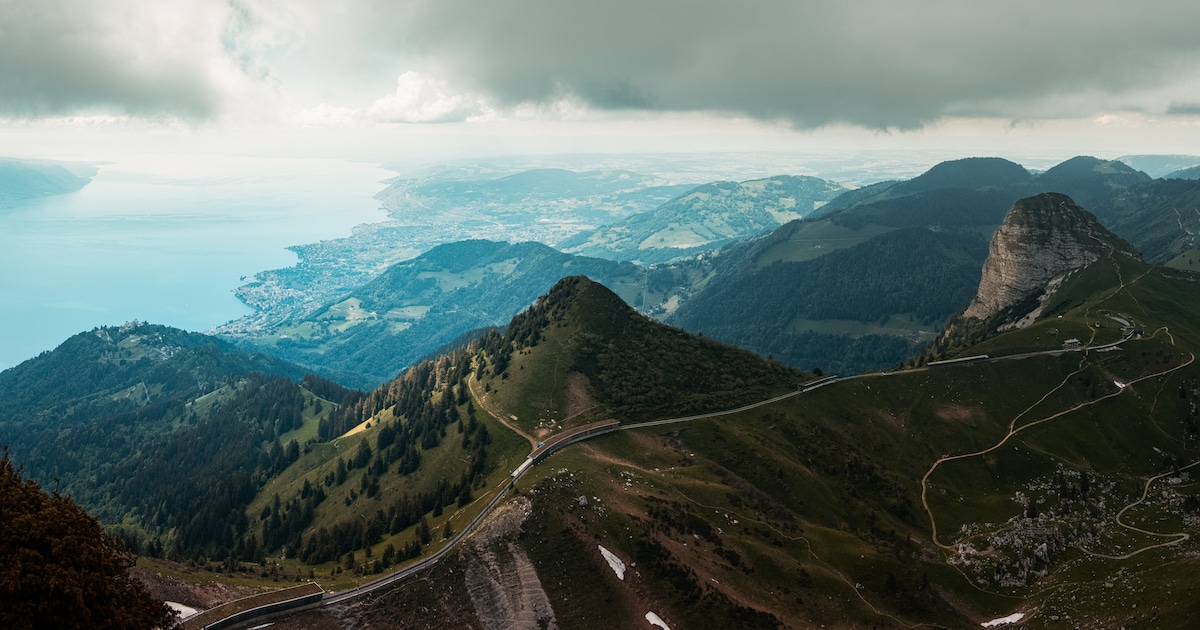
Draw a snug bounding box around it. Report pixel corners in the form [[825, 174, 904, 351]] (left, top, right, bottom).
[[0, 453, 178, 629]]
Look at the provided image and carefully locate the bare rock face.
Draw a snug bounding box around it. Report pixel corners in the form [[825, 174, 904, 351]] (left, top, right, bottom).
[[462, 497, 559, 630], [963, 193, 1139, 322]]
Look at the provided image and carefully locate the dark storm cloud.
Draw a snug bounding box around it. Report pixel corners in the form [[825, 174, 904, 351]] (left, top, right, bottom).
[[1166, 102, 1200, 115], [353, 0, 1200, 128], [5, 0, 1199, 127], [0, 0, 228, 118]]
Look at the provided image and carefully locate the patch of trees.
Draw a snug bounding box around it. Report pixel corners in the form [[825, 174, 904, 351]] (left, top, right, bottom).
[[295, 426, 489, 566], [0, 451, 178, 630], [99, 374, 319, 559], [830, 188, 1014, 231], [669, 228, 985, 375], [318, 345, 477, 441], [258, 352, 493, 563]]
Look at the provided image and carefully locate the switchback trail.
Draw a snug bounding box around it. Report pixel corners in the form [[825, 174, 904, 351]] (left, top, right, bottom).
[[920, 330, 1195, 551], [1078, 457, 1200, 560]]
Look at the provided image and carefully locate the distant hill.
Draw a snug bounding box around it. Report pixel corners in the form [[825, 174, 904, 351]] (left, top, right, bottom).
[[889, 156, 1032, 195], [223, 240, 647, 388], [1117, 153, 1200, 178], [0, 157, 95, 208], [375, 167, 693, 227], [670, 227, 989, 374], [558, 175, 850, 263], [0, 322, 305, 429], [1165, 164, 1200, 180], [1034, 155, 1151, 209], [659, 155, 1153, 375], [228, 167, 695, 334]]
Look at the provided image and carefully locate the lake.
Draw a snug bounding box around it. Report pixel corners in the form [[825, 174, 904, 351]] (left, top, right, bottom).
[[0, 154, 391, 370]]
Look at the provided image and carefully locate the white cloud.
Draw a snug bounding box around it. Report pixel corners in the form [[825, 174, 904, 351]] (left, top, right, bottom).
[[365, 72, 491, 123], [0, 0, 269, 119]]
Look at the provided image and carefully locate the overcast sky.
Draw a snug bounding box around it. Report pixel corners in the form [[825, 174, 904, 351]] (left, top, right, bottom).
[[3, 0, 1200, 161]]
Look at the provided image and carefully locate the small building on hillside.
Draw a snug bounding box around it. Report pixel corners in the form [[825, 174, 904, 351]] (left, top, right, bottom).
[[1062, 338, 1081, 350]]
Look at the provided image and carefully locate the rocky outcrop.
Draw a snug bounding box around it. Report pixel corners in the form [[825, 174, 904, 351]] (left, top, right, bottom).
[[963, 193, 1140, 323], [462, 497, 559, 630]]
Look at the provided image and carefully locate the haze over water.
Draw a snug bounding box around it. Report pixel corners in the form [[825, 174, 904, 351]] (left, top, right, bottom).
[[0, 155, 390, 371]]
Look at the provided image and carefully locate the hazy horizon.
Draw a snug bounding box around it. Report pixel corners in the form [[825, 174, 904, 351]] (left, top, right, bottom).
[[6, 0, 1200, 367]]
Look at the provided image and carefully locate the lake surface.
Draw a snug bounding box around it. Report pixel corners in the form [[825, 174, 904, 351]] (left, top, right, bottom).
[[0, 154, 391, 370]]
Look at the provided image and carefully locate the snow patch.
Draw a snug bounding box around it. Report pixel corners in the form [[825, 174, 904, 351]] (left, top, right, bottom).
[[982, 612, 1025, 627], [598, 545, 626, 580], [646, 611, 671, 629]]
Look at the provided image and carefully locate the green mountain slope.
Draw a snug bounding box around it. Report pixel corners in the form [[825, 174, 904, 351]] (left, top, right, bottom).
[[671, 227, 989, 373], [559, 175, 850, 263], [228, 240, 646, 388], [140, 277, 800, 594], [308, 244, 1200, 629], [0, 323, 355, 558], [660, 156, 1152, 375], [15, 253, 1200, 628], [478, 275, 803, 429], [1091, 178, 1200, 265]]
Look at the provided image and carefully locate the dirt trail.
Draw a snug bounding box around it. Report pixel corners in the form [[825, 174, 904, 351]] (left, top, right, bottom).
[[468, 373, 537, 448], [920, 326, 1195, 550], [1079, 457, 1200, 560]]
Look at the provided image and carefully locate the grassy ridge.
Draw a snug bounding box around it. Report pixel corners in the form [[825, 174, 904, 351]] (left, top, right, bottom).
[[477, 257, 1200, 627]]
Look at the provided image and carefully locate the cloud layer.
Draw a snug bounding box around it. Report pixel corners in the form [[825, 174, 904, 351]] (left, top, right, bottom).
[[4, 0, 1200, 129], [370, 0, 1200, 128], [0, 1, 258, 118]]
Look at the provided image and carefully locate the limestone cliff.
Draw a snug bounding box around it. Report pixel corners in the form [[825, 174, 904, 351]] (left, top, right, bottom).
[[963, 192, 1140, 324]]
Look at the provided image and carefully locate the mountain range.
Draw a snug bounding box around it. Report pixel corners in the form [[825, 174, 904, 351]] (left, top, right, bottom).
[[661, 156, 1161, 375], [558, 174, 850, 263], [7, 156, 1200, 628], [218, 155, 1200, 384]]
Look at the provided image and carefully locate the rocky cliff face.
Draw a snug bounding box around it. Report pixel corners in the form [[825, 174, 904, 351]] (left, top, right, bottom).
[[963, 193, 1140, 323]]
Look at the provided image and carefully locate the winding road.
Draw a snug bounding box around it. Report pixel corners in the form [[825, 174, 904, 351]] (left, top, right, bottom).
[[192, 325, 1166, 628]]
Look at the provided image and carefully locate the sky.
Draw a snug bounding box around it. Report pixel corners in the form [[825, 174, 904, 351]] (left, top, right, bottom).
[[3, 0, 1200, 163]]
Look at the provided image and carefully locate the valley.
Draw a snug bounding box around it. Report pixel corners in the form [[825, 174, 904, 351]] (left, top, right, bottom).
[[14, 5, 1200, 628], [138, 247, 1200, 627], [7, 155, 1200, 629]]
